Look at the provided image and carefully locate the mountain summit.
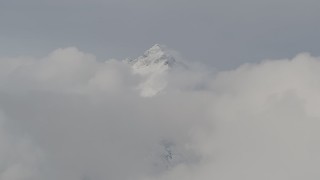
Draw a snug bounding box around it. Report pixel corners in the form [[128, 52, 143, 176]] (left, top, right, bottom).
[[127, 44, 176, 75], [125, 44, 178, 97]]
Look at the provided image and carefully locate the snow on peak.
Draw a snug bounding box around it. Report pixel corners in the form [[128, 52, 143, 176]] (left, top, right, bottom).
[[128, 44, 176, 75], [125, 44, 177, 97], [144, 44, 163, 55]]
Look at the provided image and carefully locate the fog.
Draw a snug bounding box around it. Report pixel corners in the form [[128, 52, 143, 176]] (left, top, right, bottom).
[[0, 47, 320, 179]]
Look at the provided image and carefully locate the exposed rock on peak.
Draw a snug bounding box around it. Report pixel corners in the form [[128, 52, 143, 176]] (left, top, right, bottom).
[[127, 44, 176, 75]]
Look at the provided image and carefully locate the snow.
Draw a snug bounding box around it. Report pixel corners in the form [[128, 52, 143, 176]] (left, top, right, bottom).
[[125, 44, 177, 97]]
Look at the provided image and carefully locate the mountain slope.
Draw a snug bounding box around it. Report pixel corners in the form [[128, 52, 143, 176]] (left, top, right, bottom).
[[126, 44, 178, 97], [127, 44, 176, 75]]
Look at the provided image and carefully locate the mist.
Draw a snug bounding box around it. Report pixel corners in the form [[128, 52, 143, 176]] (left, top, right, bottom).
[[0, 47, 320, 180]]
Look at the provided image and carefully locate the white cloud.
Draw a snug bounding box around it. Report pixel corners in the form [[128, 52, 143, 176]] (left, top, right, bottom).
[[0, 113, 44, 180], [1, 48, 320, 179]]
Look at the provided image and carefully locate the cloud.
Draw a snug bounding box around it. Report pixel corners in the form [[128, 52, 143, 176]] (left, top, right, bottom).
[[0, 47, 320, 180], [147, 52, 320, 180], [0, 113, 44, 180]]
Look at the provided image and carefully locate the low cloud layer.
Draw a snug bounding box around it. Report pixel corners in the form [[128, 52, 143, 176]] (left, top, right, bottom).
[[0, 47, 320, 180]]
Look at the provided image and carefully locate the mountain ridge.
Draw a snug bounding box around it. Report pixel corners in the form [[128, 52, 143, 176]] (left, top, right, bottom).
[[125, 44, 177, 74], [124, 44, 178, 97]]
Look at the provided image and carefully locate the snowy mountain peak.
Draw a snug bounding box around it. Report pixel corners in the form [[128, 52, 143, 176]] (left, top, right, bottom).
[[143, 44, 165, 56], [125, 44, 180, 97], [128, 44, 176, 74]]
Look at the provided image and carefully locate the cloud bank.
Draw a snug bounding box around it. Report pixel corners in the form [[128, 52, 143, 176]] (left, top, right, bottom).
[[0, 47, 320, 180]]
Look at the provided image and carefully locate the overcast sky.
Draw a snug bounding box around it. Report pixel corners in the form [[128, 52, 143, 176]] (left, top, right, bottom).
[[1, 0, 320, 68]]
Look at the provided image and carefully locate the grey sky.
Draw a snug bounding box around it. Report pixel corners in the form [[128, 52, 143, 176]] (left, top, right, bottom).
[[1, 0, 320, 68]]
